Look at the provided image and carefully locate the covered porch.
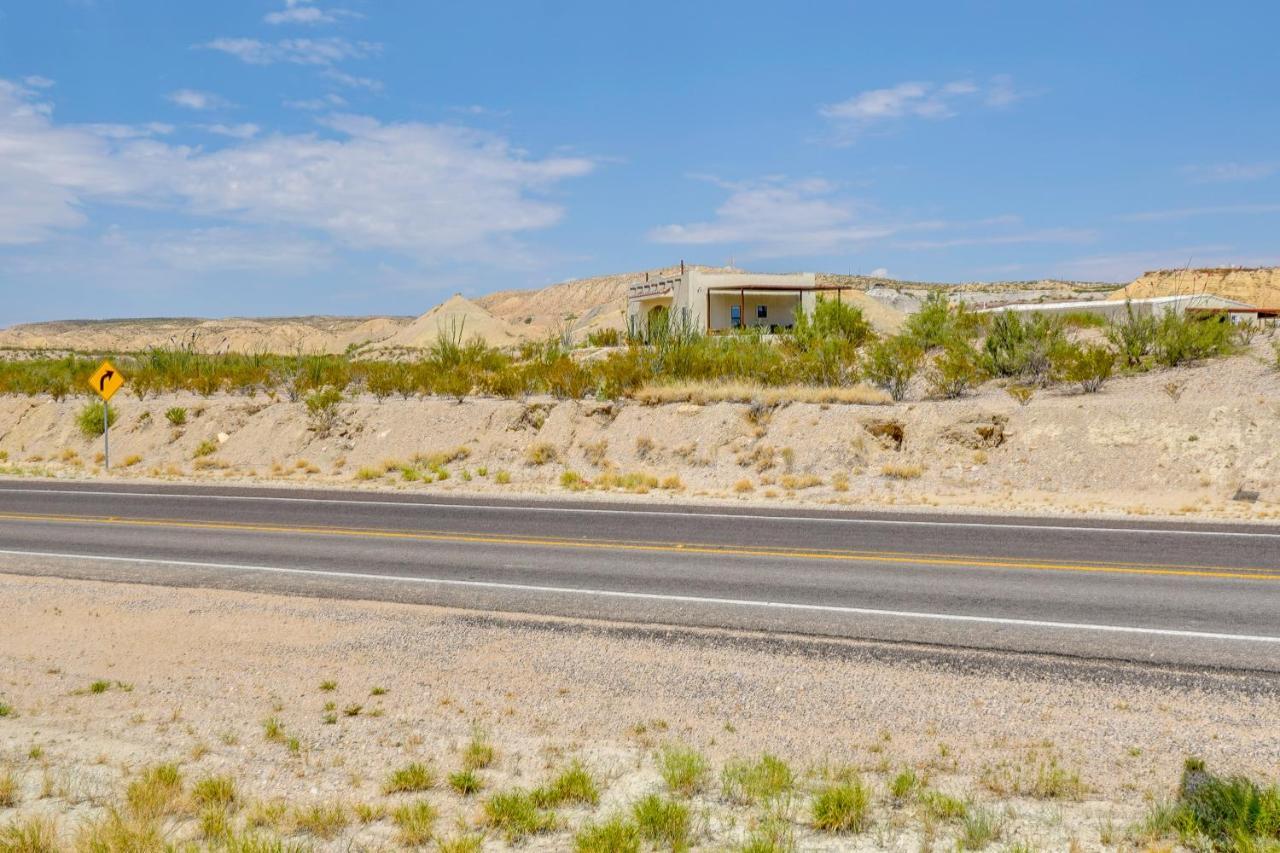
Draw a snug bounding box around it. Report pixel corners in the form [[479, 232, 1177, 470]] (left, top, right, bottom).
[[704, 285, 854, 333]]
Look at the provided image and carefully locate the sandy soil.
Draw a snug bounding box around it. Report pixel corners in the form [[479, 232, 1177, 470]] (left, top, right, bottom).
[[1, 344, 1278, 522], [2, 573, 1276, 850]]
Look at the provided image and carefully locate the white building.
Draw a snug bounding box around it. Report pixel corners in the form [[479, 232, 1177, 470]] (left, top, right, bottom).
[[978, 293, 1265, 323], [627, 267, 839, 335]]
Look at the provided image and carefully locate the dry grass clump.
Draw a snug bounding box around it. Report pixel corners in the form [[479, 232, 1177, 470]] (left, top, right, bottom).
[[635, 382, 891, 406], [659, 744, 709, 796], [733, 478, 754, 493], [293, 801, 349, 839], [391, 800, 437, 846], [811, 777, 871, 833], [384, 761, 435, 794], [721, 754, 794, 805], [0, 815, 59, 852], [525, 443, 558, 466], [980, 754, 1086, 800], [779, 474, 822, 490], [881, 462, 924, 480], [482, 788, 557, 841], [125, 763, 184, 820]]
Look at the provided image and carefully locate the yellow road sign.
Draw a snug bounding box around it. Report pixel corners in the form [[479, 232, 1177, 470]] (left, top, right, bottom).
[[89, 360, 124, 402]]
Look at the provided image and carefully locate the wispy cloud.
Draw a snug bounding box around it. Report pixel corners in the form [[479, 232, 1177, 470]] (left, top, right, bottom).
[[1121, 203, 1280, 222], [200, 123, 260, 140], [202, 37, 379, 66], [21, 75, 55, 89], [321, 68, 383, 91], [819, 75, 1027, 141], [264, 0, 359, 26], [649, 176, 1081, 258], [0, 78, 595, 259], [284, 93, 348, 111], [167, 88, 232, 111], [1179, 161, 1279, 184]]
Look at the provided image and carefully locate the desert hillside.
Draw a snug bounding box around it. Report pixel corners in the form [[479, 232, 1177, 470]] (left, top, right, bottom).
[[1109, 266, 1280, 306]]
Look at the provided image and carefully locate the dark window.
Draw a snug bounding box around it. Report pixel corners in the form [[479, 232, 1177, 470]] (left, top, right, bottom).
[[757, 304, 768, 319], [730, 304, 741, 327]]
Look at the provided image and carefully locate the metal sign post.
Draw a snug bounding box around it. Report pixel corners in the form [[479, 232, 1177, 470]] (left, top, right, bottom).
[[88, 361, 124, 474]]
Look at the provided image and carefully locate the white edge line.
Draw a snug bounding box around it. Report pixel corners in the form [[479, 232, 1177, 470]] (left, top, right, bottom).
[[2, 548, 1278, 644], [1, 487, 1277, 539]]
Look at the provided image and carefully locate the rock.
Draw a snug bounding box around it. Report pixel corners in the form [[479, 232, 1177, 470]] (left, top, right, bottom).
[[217, 432, 230, 444], [942, 414, 1009, 449]]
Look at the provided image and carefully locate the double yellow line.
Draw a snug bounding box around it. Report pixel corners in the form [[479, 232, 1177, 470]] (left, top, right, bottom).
[[0, 510, 1276, 581]]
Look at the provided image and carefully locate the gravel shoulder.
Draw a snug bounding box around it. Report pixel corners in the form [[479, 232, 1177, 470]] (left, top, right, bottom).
[[2, 573, 1277, 850]]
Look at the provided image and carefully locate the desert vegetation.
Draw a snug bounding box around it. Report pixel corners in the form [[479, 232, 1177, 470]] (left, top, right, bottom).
[[1, 297, 1263, 409]]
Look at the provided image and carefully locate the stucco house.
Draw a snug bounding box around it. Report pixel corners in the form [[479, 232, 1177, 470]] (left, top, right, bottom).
[[626, 266, 832, 335]]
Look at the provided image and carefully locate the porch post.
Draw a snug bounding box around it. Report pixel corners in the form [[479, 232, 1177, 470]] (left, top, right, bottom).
[[740, 289, 745, 329]]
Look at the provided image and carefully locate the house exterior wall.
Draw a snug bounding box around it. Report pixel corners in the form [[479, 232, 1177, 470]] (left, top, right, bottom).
[[626, 270, 818, 334], [707, 291, 808, 330], [979, 294, 1257, 323]]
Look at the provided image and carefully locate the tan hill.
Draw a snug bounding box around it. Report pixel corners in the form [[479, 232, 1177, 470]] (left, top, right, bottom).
[[381, 293, 526, 349], [1109, 267, 1280, 307], [0, 316, 410, 355]]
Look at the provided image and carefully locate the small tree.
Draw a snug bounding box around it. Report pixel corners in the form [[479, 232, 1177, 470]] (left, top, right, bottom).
[[1106, 301, 1157, 367], [305, 386, 344, 436], [1051, 342, 1115, 393], [862, 335, 924, 402], [926, 340, 986, 399]]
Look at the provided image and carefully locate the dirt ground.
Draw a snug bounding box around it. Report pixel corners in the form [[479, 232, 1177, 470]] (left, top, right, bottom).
[[1, 343, 1278, 522], [2, 573, 1277, 850]]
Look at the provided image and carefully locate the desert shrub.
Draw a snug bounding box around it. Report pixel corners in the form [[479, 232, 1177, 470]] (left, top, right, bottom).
[[722, 754, 794, 805], [1153, 313, 1235, 367], [125, 763, 184, 819], [526, 443, 558, 466], [632, 794, 690, 850], [532, 761, 599, 808], [305, 386, 344, 435], [926, 339, 986, 398], [958, 807, 1003, 849], [1273, 339, 1280, 371], [384, 762, 435, 793], [1147, 758, 1280, 851], [1051, 342, 1115, 392], [903, 292, 981, 349], [811, 778, 871, 833], [76, 402, 118, 440], [981, 311, 1066, 383], [164, 407, 187, 426], [587, 328, 622, 347], [482, 789, 557, 841], [0, 816, 59, 853], [574, 814, 640, 853], [1233, 320, 1262, 346], [391, 800, 437, 846], [862, 335, 924, 401], [659, 744, 709, 796], [1106, 302, 1158, 367]]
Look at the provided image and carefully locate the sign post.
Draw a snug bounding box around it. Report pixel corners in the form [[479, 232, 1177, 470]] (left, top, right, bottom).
[[87, 361, 124, 472]]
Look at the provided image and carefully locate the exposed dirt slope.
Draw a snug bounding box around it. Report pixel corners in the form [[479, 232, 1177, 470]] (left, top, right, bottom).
[[3, 344, 1277, 520], [1109, 266, 1280, 307], [380, 293, 526, 348]]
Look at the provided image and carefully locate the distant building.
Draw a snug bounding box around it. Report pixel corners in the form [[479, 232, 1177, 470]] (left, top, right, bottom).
[[978, 293, 1269, 323], [627, 267, 840, 334]]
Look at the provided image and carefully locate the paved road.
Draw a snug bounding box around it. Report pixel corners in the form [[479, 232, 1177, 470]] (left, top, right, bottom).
[[1, 480, 1278, 670]]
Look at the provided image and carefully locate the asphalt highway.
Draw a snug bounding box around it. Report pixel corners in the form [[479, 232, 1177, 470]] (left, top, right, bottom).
[[1, 480, 1278, 671]]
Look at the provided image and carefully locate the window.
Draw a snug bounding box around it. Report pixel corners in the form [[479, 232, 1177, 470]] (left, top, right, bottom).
[[730, 304, 741, 327], [756, 304, 768, 319]]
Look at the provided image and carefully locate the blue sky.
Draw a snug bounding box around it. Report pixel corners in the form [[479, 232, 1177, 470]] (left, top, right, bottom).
[[1, 0, 1277, 323]]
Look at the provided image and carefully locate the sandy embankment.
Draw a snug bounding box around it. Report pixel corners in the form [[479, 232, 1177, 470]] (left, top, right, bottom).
[[0, 346, 1278, 521], [2, 573, 1277, 850]]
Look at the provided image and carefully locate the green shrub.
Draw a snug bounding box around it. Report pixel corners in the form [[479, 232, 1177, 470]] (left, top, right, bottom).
[[862, 335, 924, 401], [632, 794, 690, 850], [1153, 313, 1235, 367], [384, 762, 434, 793], [574, 814, 640, 853], [1106, 302, 1158, 367], [1154, 758, 1280, 850], [904, 292, 981, 349], [76, 402, 118, 440], [164, 407, 187, 426], [811, 778, 870, 833], [305, 386, 344, 436], [448, 769, 483, 796], [586, 328, 622, 348], [533, 761, 599, 807], [1051, 342, 1115, 392], [722, 754, 794, 805], [958, 807, 1003, 849], [926, 339, 986, 398], [659, 744, 710, 796], [194, 439, 218, 458], [981, 311, 1066, 382], [482, 789, 557, 841]]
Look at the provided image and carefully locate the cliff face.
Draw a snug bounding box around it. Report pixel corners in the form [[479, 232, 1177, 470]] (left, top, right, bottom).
[[1110, 267, 1280, 307]]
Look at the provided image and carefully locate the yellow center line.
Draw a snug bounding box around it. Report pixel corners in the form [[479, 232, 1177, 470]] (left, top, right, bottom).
[[0, 510, 1277, 581]]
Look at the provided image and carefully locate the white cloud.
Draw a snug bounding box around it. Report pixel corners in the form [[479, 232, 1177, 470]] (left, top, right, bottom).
[[1179, 162, 1279, 184], [284, 93, 348, 110], [200, 123, 260, 139], [1121, 203, 1280, 222], [870, 267, 890, 278], [264, 0, 358, 25], [167, 89, 232, 111], [0, 78, 595, 259], [321, 68, 383, 91], [819, 76, 1025, 139], [83, 122, 174, 139], [202, 37, 378, 66], [649, 177, 901, 257], [650, 176, 1091, 259], [22, 75, 55, 89]]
